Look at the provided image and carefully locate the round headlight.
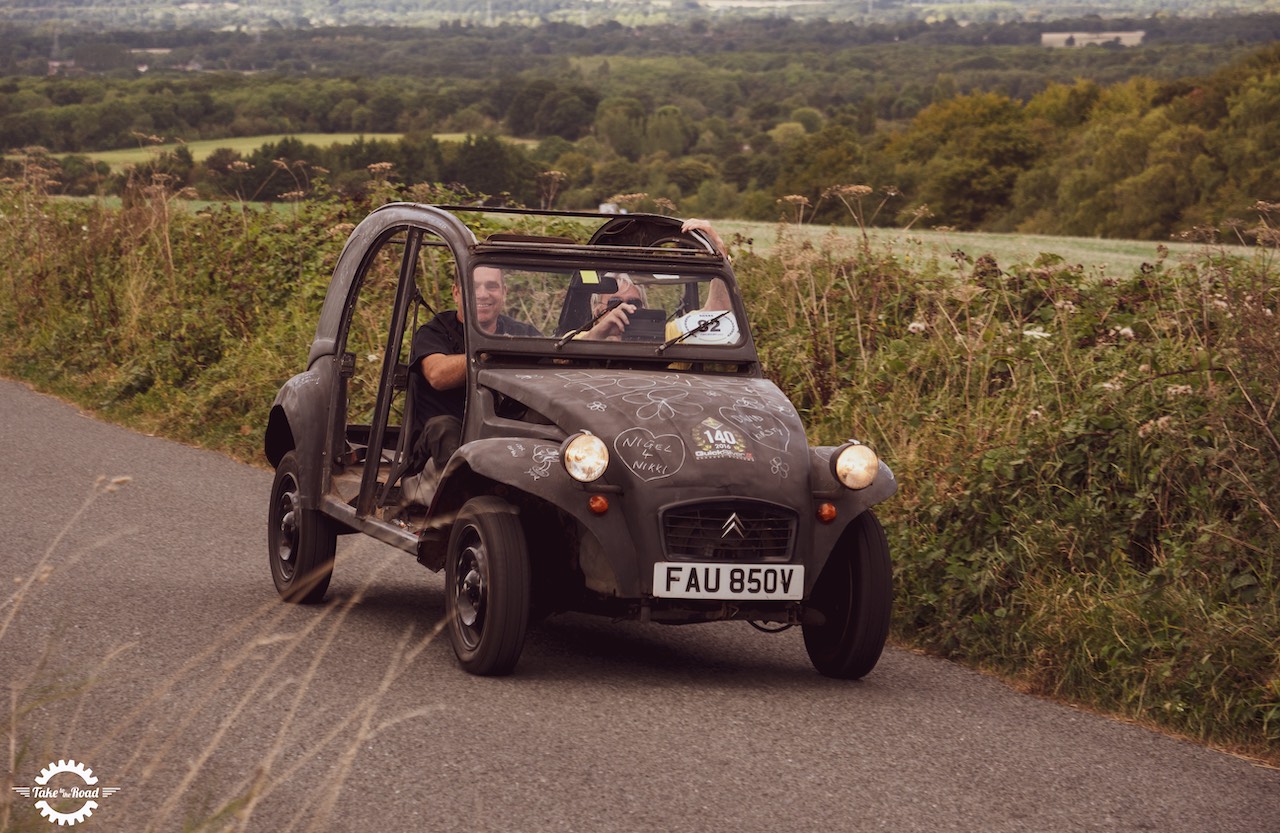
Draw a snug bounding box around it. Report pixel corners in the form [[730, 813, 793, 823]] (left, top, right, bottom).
[[562, 431, 609, 482], [832, 442, 879, 490]]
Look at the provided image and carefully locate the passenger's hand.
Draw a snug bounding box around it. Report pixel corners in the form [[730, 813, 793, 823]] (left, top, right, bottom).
[[585, 302, 638, 341], [681, 218, 727, 255]]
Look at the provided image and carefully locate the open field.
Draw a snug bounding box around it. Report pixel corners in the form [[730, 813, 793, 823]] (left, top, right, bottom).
[[60, 133, 401, 170], [713, 220, 1252, 276], [43, 191, 1256, 275], [42, 132, 539, 172]]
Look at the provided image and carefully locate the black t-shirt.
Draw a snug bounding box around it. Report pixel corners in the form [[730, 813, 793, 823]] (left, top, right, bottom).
[[408, 310, 541, 433]]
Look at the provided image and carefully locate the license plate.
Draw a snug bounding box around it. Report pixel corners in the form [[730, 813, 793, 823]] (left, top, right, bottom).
[[653, 562, 803, 601]]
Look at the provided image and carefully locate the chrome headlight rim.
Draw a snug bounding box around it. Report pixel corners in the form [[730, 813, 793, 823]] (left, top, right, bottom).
[[831, 441, 879, 490], [561, 430, 609, 483]]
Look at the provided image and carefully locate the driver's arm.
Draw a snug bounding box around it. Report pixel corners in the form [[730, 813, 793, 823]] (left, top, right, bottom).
[[681, 219, 732, 312], [681, 218, 726, 255], [704, 278, 731, 312], [421, 352, 466, 390]]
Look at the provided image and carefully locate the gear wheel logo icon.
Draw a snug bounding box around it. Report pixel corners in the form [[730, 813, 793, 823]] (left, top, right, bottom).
[[35, 760, 98, 827], [10, 759, 121, 827]]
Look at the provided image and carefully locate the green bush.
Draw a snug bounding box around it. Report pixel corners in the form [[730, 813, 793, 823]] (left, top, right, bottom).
[[738, 220, 1279, 759], [0, 168, 363, 459]]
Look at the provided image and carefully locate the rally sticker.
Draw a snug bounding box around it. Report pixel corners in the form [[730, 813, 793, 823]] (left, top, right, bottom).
[[692, 417, 753, 462]]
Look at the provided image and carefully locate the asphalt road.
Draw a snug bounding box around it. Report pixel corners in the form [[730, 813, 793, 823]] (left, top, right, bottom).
[[2, 378, 1277, 832]]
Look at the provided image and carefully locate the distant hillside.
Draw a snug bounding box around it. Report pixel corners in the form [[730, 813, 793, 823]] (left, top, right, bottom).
[[1, 0, 1278, 30]]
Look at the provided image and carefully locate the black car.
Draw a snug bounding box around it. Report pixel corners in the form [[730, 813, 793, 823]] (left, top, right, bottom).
[[265, 204, 897, 677]]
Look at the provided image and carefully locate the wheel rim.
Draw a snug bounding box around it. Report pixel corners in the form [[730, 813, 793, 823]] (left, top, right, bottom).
[[274, 474, 301, 581], [453, 528, 488, 651]]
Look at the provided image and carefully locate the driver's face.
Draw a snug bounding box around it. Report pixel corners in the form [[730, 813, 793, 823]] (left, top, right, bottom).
[[456, 266, 507, 332]]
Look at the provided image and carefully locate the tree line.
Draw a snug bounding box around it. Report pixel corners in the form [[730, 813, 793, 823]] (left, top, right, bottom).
[[5, 0, 1278, 34], [3, 19, 1279, 239], [7, 14, 1280, 78]]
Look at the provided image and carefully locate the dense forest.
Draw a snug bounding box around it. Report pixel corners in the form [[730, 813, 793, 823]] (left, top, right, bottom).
[[2, 16, 1279, 239]]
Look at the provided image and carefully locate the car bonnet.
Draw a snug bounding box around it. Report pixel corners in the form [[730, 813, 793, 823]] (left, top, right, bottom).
[[477, 368, 812, 499]]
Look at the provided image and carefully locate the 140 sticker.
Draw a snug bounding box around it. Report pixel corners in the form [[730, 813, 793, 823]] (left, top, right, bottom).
[[692, 417, 753, 462]]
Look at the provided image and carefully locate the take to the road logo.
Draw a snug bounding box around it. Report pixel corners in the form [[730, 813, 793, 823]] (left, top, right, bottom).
[[10, 759, 121, 826]]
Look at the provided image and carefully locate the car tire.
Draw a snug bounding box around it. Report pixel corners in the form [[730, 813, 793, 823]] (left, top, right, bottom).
[[802, 509, 892, 679], [446, 496, 531, 676], [268, 451, 336, 604]]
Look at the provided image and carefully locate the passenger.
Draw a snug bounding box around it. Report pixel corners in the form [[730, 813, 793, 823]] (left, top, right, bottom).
[[581, 274, 650, 342], [579, 219, 731, 342]]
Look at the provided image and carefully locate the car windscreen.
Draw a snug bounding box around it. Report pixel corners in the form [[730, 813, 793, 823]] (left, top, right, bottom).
[[469, 265, 744, 350]]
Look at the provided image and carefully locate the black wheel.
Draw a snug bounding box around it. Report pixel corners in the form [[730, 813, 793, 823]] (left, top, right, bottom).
[[446, 496, 531, 676], [268, 451, 336, 604], [802, 510, 892, 679]]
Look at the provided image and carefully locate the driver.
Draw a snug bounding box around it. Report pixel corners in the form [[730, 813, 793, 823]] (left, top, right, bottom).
[[405, 266, 540, 481]]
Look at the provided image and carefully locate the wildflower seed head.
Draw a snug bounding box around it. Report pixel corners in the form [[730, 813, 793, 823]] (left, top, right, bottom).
[[823, 184, 873, 200], [1138, 415, 1175, 438]]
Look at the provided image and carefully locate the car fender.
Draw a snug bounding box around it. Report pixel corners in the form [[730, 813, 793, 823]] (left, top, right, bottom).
[[437, 437, 621, 530], [265, 359, 337, 508], [806, 447, 897, 589], [433, 438, 640, 594]]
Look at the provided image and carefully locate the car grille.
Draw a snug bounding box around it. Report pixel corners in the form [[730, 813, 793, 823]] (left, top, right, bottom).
[[661, 501, 796, 562]]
